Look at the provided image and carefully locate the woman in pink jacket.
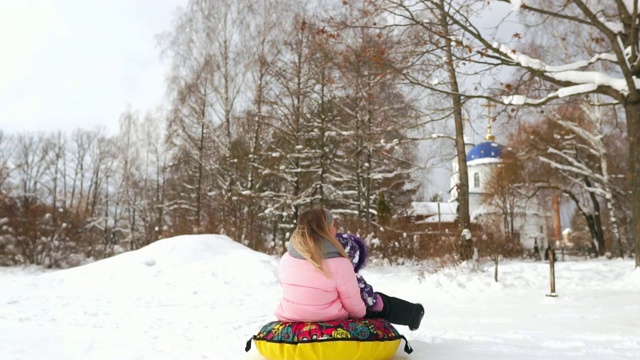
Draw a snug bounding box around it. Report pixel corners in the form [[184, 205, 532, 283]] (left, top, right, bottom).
[[275, 208, 366, 322]]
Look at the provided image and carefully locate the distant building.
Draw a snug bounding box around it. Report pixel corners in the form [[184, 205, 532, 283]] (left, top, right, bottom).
[[409, 202, 458, 225], [414, 118, 548, 250]]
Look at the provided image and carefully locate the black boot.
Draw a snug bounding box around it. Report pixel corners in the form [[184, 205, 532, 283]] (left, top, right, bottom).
[[366, 292, 424, 330], [409, 304, 424, 331]]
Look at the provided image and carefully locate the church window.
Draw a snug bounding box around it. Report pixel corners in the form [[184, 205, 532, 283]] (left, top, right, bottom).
[[473, 172, 480, 188]]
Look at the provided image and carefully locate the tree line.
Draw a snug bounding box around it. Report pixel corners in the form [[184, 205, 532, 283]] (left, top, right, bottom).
[[0, 1, 423, 267]]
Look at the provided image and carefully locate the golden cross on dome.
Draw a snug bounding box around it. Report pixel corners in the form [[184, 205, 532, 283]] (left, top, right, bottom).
[[480, 100, 496, 141]]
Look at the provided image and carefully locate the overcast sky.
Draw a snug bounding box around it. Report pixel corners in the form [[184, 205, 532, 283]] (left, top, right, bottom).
[[0, 0, 519, 138], [0, 0, 186, 135]]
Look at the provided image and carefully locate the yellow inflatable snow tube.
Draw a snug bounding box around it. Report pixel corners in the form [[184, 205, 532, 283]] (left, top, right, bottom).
[[245, 318, 412, 360]]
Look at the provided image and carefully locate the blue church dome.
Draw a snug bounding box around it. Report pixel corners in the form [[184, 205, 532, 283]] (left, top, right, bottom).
[[466, 141, 503, 161]]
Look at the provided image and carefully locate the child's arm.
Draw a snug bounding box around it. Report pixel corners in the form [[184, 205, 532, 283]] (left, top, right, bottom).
[[356, 272, 382, 310]]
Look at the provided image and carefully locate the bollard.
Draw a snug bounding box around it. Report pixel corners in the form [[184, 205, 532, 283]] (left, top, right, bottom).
[[546, 248, 558, 297]]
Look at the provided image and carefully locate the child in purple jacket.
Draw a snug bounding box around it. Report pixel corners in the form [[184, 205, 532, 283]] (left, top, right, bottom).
[[336, 233, 424, 331]]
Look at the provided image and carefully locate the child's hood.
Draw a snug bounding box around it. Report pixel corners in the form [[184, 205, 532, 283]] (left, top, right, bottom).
[[336, 233, 367, 272]]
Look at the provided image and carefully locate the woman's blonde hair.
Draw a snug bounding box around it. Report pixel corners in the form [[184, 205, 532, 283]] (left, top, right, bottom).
[[290, 207, 348, 275]]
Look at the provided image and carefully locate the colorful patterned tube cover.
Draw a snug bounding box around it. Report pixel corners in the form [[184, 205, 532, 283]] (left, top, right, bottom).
[[245, 318, 413, 360]]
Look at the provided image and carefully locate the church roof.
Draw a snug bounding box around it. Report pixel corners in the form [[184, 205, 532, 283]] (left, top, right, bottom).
[[466, 141, 504, 162]]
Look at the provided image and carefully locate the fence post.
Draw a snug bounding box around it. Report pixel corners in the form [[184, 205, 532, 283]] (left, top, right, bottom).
[[546, 248, 558, 297]]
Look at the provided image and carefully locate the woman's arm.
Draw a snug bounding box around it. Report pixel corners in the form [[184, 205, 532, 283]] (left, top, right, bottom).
[[333, 258, 367, 319]]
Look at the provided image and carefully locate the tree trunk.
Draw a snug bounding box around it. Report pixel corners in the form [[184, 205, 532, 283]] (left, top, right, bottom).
[[196, 117, 205, 231], [586, 213, 604, 256], [439, 0, 470, 232], [626, 93, 640, 267], [598, 150, 624, 258], [584, 179, 606, 256]]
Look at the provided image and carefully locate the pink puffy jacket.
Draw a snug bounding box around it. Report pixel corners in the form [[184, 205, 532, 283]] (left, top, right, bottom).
[[275, 252, 366, 322]]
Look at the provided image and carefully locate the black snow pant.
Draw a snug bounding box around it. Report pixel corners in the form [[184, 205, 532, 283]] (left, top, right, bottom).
[[365, 292, 423, 329]]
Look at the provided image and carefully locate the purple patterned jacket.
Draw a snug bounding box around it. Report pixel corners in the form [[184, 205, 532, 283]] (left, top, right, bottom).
[[335, 233, 379, 309]]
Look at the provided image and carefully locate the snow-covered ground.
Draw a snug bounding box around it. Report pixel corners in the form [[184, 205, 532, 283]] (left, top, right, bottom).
[[1, 234, 639, 359]]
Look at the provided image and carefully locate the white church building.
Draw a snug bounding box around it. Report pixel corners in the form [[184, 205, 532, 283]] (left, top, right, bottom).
[[411, 124, 548, 251]]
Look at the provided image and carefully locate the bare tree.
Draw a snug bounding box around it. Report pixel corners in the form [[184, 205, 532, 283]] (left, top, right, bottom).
[[111, 108, 145, 250], [375, 0, 640, 266], [39, 132, 67, 266], [84, 132, 118, 258], [364, 0, 495, 237], [161, 0, 255, 238], [11, 133, 48, 263], [0, 131, 12, 193], [513, 101, 628, 256], [542, 101, 626, 257], [264, 15, 318, 251], [67, 129, 94, 212], [330, 5, 422, 233], [137, 110, 170, 247], [235, 0, 287, 249], [483, 149, 527, 242]]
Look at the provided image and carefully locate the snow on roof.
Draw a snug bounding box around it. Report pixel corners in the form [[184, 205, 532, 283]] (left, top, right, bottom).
[[471, 201, 545, 220], [410, 202, 457, 216], [467, 157, 502, 166], [471, 204, 498, 219]]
